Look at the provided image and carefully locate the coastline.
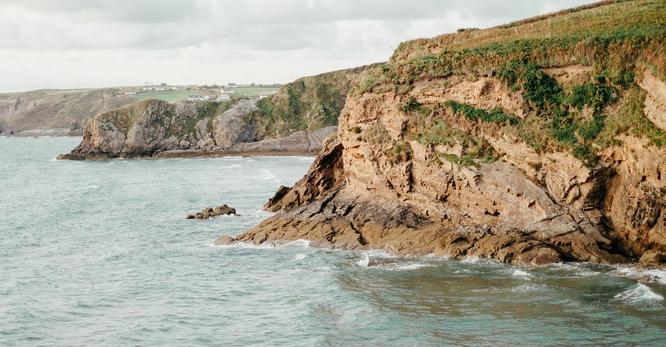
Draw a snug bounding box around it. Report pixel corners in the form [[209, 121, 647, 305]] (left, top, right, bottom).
[[56, 148, 318, 160]]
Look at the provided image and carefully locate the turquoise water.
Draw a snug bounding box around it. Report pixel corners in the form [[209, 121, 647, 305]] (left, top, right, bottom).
[[1, 137, 665, 346]]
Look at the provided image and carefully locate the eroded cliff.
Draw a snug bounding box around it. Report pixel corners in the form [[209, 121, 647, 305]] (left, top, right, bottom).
[[58, 65, 370, 159], [226, 0, 666, 266]]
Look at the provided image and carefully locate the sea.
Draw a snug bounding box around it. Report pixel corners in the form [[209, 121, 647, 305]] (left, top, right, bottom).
[[1, 137, 665, 346]]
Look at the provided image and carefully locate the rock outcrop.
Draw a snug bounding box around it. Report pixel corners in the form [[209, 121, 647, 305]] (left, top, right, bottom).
[[58, 64, 371, 159], [57, 98, 337, 159], [0, 88, 133, 136], [187, 205, 238, 219], [223, 1, 666, 266]]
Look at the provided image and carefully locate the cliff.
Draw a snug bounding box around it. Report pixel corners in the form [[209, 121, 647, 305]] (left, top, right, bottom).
[[225, 0, 666, 266], [251, 65, 375, 138], [0, 88, 133, 136], [58, 66, 369, 159]]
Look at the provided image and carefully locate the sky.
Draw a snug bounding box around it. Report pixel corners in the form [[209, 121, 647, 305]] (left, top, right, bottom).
[[0, 0, 594, 92]]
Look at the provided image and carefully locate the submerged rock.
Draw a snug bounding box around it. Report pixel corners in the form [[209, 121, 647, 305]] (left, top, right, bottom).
[[186, 204, 238, 220], [214, 235, 236, 246]]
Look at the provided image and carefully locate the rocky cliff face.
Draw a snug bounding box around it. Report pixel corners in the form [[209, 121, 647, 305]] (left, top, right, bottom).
[[251, 65, 375, 138], [58, 66, 369, 159], [0, 88, 132, 136], [58, 98, 337, 159], [228, 0, 666, 266]]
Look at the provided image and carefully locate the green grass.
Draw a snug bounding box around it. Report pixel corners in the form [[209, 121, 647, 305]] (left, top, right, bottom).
[[132, 86, 279, 103], [444, 101, 519, 125], [231, 86, 280, 97], [132, 90, 202, 103], [351, 0, 666, 169]]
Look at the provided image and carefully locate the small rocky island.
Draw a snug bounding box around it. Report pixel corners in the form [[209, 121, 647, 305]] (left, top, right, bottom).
[[187, 204, 239, 220]]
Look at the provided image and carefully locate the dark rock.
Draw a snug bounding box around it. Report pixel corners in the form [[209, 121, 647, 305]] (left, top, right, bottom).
[[186, 204, 239, 220]]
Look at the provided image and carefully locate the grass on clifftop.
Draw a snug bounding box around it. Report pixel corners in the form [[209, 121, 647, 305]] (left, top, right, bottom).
[[253, 66, 370, 138], [361, 0, 666, 168]]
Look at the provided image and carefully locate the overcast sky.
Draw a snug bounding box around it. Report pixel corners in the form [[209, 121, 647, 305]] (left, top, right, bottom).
[[0, 0, 593, 92]]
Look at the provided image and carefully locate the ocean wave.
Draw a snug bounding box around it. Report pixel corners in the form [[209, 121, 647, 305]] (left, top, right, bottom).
[[210, 241, 276, 250], [549, 262, 604, 278], [511, 269, 533, 279], [611, 266, 666, 285], [284, 239, 312, 248], [210, 239, 313, 251], [354, 251, 433, 271], [614, 283, 664, 304], [293, 253, 307, 261], [385, 263, 432, 271], [459, 256, 500, 266], [222, 164, 242, 169], [510, 284, 545, 293], [258, 169, 279, 182]]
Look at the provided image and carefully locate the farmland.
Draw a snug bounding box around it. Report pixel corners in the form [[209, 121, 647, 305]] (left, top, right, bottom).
[[131, 86, 280, 103]]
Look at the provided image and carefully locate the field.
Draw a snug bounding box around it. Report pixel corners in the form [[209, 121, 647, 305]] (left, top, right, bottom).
[[132, 90, 203, 103], [131, 86, 280, 103], [232, 86, 280, 97]]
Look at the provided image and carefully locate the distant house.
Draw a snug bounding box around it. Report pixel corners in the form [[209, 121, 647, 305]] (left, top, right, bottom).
[[216, 95, 231, 102]]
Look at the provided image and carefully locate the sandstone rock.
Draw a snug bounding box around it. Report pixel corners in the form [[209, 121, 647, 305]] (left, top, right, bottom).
[[214, 235, 237, 246], [639, 250, 666, 267], [229, 69, 665, 266], [638, 70, 666, 132]]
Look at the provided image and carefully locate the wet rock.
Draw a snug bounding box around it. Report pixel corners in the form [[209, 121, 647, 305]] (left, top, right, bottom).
[[214, 235, 236, 246], [186, 204, 239, 220], [639, 250, 666, 267]]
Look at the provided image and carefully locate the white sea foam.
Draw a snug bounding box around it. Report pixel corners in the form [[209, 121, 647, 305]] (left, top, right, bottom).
[[510, 284, 544, 293], [293, 254, 307, 261], [612, 266, 666, 285], [211, 239, 313, 251], [210, 241, 276, 250], [355, 250, 394, 267], [223, 164, 242, 169], [284, 239, 312, 248], [512, 269, 533, 279], [461, 256, 482, 264], [614, 283, 664, 304], [356, 254, 370, 267], [85, 185, 99, 190], [258, 169, 279, 182], [384, 263, 431, 271]]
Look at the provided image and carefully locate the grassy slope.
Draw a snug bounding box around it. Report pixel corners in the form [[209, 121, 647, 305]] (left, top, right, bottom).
[[251, 65, 376, 138], [361, 0, 665, 167], [0, 88, 133, 132]]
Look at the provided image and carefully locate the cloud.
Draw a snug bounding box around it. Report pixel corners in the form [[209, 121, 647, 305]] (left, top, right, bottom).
[[0, 0, 593, 91]]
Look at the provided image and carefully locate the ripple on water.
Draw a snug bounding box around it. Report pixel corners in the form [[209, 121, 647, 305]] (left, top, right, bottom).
[[3, 138, 666, 346]]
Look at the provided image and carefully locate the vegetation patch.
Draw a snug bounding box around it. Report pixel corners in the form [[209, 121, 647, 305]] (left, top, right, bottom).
[[496, 58, 629, 167], [364, 123, 391, 145], [386, 141, 413, 164], [444, 101, 519, 125]]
